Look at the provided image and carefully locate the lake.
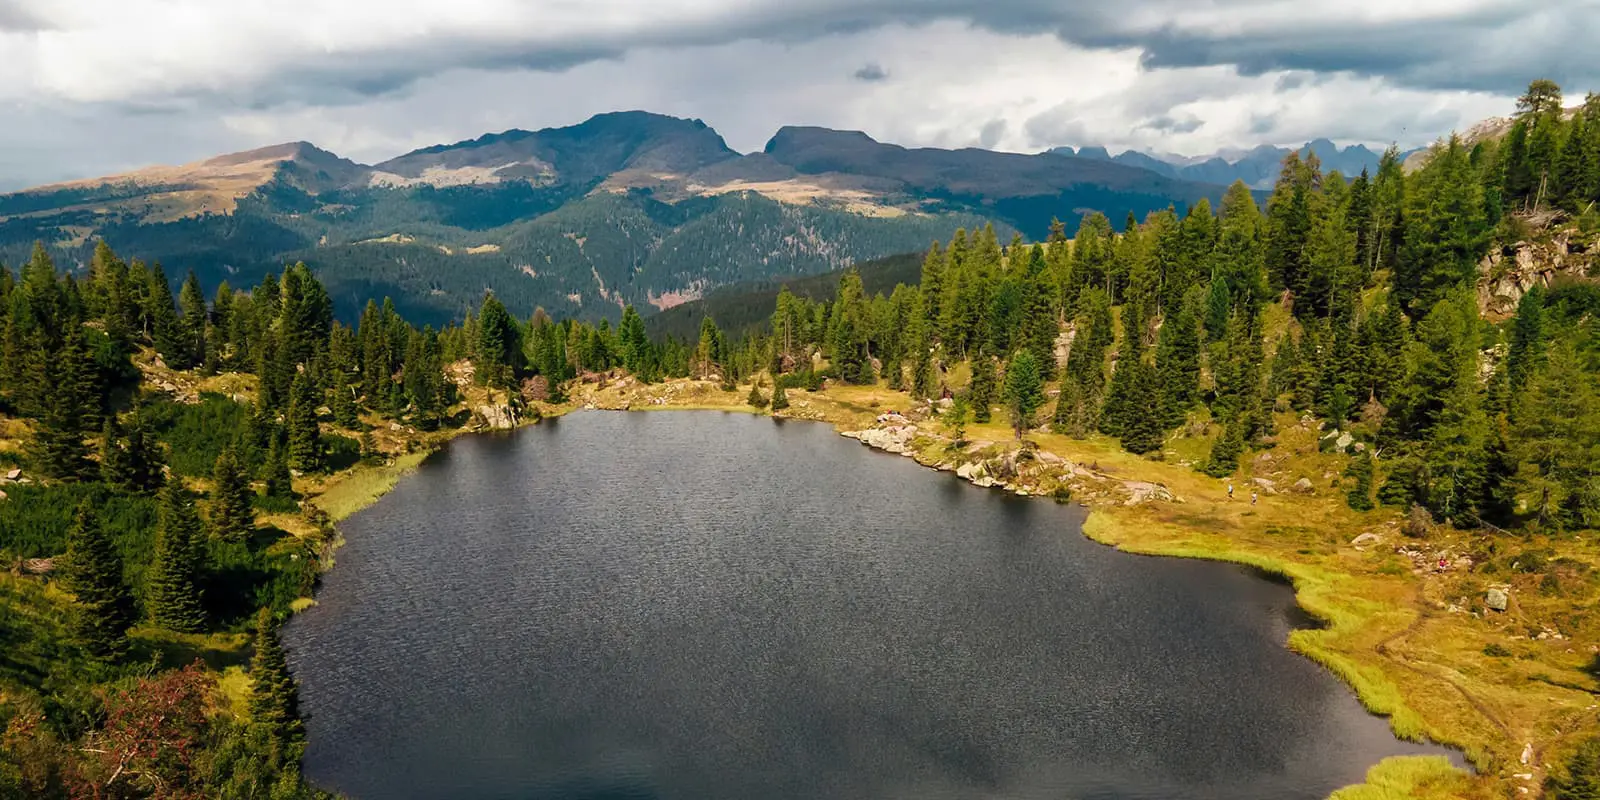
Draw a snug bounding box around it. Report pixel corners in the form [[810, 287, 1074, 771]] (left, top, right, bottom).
[[284, 411, 1456, 799]]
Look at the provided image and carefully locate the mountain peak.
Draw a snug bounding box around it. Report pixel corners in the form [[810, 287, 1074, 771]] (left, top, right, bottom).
[[374, 111, 737, 187]]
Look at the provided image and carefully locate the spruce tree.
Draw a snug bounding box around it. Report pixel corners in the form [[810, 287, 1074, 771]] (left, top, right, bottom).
[[178, 269, 208, 370], [1154, 297, 1202, 429], [746, 383, 768, 409], [262, 434, 295, 500], [26, 327, 98, 482], [1344, 450, 1376, 511], [475, 291, 524, 390], [970, 353, 997, 423], [1202, 423, 1244, 478], [148, 483, 206, 633], [1118, 359, 1166, 455], [1506, 284, 1547, 398], [61, 501, 135, 660], [286, 373, 324, 473], [912, 349, 937, 399], [1001, 350, 1044, 438], [249, 609, 304, 750], [210, 448, 255, 543], [770, 382, 789, 412]]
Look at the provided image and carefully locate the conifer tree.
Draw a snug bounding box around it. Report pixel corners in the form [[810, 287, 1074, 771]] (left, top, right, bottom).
[[26, 328, 98, 482], [746, 383, 768, 409], [148, 483, 206, 633], [970, 353, 997, 423], [61, 501, 135, 660], [1214, 181, 1267, 314], [1396, 136, 1489, 312], [1001, 350, 1044, 438], [1154, 296, 1202, 429], [1264, 153, 1315, 300], [913, 348, 937, 400], [618, 305, 651, 377], [249, 609, 304, 750], [210, 448, 255, 543], [1344, 450, 1376, 511], [1056, 289, 1113, 435], [770, 382, 789, 412], [1117, 358, 1166, 455], [1506, 284, 1547, 398], [1100, 302, 1148, 437], [262, 432, 295, 500], [1202, 423, 1243, 478], [476, 291, 524, 390], [101, 408, 165, 494], [1018, 246, 1059, 379], [178, 269, 208, 370], [285, 373, 324, 473]]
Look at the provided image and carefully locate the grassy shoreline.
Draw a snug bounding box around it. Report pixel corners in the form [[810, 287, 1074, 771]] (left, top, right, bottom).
[[298, 375, 1590, 799]]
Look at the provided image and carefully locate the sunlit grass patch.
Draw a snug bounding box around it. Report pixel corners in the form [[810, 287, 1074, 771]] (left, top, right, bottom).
[[1328, 756, 1471, 800]]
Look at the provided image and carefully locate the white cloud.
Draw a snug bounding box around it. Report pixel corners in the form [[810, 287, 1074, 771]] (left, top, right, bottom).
[[0, 0, 1584, 187]]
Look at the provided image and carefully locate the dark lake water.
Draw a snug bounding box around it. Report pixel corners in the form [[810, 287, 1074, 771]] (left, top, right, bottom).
[[285, 411, 1456, 800]]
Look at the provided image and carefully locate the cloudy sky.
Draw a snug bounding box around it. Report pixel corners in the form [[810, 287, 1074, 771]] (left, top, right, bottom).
[[0, 0, 1594, 189]]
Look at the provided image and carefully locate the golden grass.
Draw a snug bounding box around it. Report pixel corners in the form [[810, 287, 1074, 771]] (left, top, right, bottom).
[[1329, 756, 1474, 800], [307, 449, 431, 523]]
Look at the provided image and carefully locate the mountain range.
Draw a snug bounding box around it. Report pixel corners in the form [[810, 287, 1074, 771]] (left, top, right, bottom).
[[1049, 140, 1424, 190], [0, 111, 1236, 326]]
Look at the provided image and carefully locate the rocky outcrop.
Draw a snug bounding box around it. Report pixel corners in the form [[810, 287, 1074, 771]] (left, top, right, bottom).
[[1478, 230, 1598, 319], [475, 404, 520, 430], [841, 423, 1176, 506]]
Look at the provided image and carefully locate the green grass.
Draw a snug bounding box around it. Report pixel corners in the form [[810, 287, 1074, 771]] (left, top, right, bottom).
[[1328, 756, 1471, 800]]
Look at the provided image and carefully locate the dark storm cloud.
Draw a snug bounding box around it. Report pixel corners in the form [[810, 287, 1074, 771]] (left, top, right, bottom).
[[853, 62, 889, 82], [209, 0, 1592, 110]]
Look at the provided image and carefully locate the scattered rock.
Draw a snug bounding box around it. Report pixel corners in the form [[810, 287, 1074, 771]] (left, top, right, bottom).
[[1293, 477, 1315, 494], [1123, 481, 1174, 505], [1486, 588, 1509, 612], [1350, 532, 1383, 549], [1252, 477, 1277, 493], [1335, 431, 1354, 452], [21, 557, 54, 575], [3, 468, 19, 481]]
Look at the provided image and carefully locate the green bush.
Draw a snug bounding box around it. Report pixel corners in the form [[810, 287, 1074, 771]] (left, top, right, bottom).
[[324, 434, 362, 472]]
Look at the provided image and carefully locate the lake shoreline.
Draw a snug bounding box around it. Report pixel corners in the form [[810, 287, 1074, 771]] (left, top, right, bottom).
[[298, 374, 1549, 799]]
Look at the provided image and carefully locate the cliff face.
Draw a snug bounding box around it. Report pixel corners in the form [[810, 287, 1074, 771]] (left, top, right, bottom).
[[1477, 227, 1598, 319]]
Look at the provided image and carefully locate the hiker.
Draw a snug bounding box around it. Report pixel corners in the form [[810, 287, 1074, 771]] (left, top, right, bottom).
[[1251, 490, 1258, 505], [1227, 482, 1234, 500]]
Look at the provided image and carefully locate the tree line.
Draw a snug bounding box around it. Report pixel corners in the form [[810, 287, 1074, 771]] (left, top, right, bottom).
[[678, 79, 1600, 537]]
